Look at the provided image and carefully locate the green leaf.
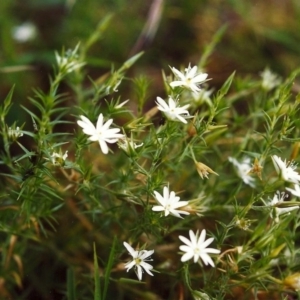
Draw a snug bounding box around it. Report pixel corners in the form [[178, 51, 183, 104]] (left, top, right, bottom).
[[3, 85, 15, 112], [198, 24, 227, 68], [119, 51, 144, 73], [118, 278, 145, 284], [94, 243, 101, 300], [218, 71, 235, 98], [67, 268, 76, 300], [85, 14, 114, 51], [102, 236, 117, 300]]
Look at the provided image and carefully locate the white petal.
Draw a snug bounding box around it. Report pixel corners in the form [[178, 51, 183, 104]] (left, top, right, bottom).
[[99, 140, 109, 154], [156, 97, 169, 110], [189, 84, 201, 93], [192, 73, 208, 83], [179, 245, 192, 252], [170, 80, 184, 88], [181, 251, 194, 262], [187, 65, 197, 77], [168, 209, 184, 218], [171, 67, 185, 80], [139, 249, 154, 260], [152, 205, 165, 212], [101, 118, 114, 131], [153, 191, 166, 206], [170, 210, 189, 218], [200, 237, 214, 249], [205, 248, 221, 254], [124, 260, 135, 271], [123, 242, 136, 257], [104, 137, 121, 144], [200, 253, 215, 267], [193, 253, 200, 263], [136, 265, 143, 281], [189, 230, 198, 246], [171, 201, 189, 209], [179, 235, 193, 247], [198, 229, 206, 245], [163, 186, 170, 200], [96, 113, 104, 130], [77, 119, 96, 135], [175, 114, 188, 124], [140, 262, 154, 275]]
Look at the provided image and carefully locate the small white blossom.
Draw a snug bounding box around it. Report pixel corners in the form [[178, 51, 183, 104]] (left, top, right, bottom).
[[156, 96, 191, 124], [12, 22, 37, 43], [170, 64, 208, 93], [8, 127, 23, 139], [191, 88, 213, 106], [118, 138, 143, 154], [152, 186, 190, 218], [55, 44, 85, 74], [179, 229, 220, 267], [260, 68, 281, 91], [50, 150, 68, 166], [272, 155, 300, 183], [286, 184, 300, 198], [123, 242, 154, 281], [77, 114, 124, 154], [228, 157, 255, 187], [263, 191, 299, 223]]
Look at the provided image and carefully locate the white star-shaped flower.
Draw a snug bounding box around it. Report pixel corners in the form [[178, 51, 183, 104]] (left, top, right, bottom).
[[152, 186, 190, 218], [272, 155, 300, 183], [191, 88, 213, 106], [170, 64, 208, 93], [179, 229, 220, 267], [156, 97, 191, 124], [55, 44, 85, 74], [228, 157, 255, 187], [123, 242, 154, 281], [263, 191, 299, 223], [12, 22, 37, 43], [118, 137, 143, 154], [8, 126, 23, 139], [77, 114, 124, 154], [286, 184, 300, 197], [260, 68, 281, 91], [50, 150, 68, 166]]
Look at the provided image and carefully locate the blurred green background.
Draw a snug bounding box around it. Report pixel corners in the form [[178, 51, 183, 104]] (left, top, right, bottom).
[[1, 0, 300, 103]]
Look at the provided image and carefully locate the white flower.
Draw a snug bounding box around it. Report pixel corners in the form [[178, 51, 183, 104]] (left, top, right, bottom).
[[123, 242, 154, 281], [55, 44, 85, 74], [260, 68, 281, 91], [156, 97, 191, 124], [286, 184, 300, 197], [272, 155, 300, 183], [118, 138, 143, 154], [264, 191, 299, 223], [191, 88, 213, 106], [77, 114, 124, 154], [170, 64, 208, 93], [8, 126, 23, 139], [12, 22, 37, 43], [179, 229, 220, 267], [228, 157, 255, 187], [50, 150, 68, 166], [152, 186, 190, 218]]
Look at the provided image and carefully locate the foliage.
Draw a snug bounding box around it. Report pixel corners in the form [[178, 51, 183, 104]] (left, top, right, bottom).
[[1, 1, 300, 299]]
